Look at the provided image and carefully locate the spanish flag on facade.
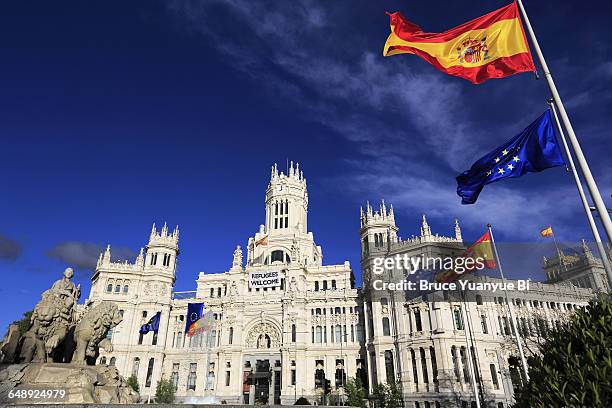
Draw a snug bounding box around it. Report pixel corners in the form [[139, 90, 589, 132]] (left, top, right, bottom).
[[383, 2, 535, 84], [436, 231, 496, 283], [540, 226, 554, 237], [255, 235, 268, 247]]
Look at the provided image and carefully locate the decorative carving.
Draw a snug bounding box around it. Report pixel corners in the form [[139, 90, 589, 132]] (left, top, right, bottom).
[[232, 245, 243, 269], [245, 322, 281, 349]]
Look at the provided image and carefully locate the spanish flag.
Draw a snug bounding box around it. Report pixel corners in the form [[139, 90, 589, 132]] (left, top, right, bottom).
[[540, 226, 554, 237], [255, 235, 268, 247], [383, 2, 535, 84], [436, 231, 496, 283]]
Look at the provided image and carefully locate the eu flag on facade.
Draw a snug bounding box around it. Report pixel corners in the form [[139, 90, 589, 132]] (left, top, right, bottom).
[[185, 302, 204, 336], [139, 311, 161, 334], [456, 110, 565, 204]]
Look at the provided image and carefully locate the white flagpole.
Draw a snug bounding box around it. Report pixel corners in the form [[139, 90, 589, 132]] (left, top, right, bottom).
[[487, 224, 530, 381], [459, 290, 482, 408], [547, 100, 612, 288], [517, 0, 612, 244]]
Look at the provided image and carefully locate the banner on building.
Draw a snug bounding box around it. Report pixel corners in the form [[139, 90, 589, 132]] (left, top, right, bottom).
[[249, 271, 281, 289]]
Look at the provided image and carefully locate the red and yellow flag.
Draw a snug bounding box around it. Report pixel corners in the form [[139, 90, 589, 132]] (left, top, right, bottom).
[[436, 231, 496, 283], [540, 226, 554, 237], [255, 235, 268, 247], [383, 2, 535, 84]]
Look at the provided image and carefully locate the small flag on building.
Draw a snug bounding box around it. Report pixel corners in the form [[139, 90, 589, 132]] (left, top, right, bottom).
[[456, 110, 565, 204], [255, 235, 268, 247], [436, 231, 496, 283], [540, 226, 554, 237], [185, 302, 204, 337], [139, 311, 161, 334]]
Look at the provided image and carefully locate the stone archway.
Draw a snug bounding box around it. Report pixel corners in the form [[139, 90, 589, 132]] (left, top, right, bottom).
[[245, 322, 281, 349]]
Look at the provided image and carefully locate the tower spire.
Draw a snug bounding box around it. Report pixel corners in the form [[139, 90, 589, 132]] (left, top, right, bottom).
[[421, 214, 431, 237], [455, 219, 462, 241]]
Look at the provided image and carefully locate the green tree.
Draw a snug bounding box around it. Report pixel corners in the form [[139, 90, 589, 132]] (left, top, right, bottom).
[[370, 381, 402, 408], [345, 377, 367, 408], [126, 375, 139, 393], [11, 311, 33, 335], [154, 377, 175, 403], [294, 396, 310, 405], [512, 297, 612, 407]]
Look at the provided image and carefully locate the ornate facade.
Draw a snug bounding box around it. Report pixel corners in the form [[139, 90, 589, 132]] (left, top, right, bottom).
[[87, 163, 601, 407]]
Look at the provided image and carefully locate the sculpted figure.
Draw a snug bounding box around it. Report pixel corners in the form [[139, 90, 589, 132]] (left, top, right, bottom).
[[18, 268, 80, 362], [232, 245, 243, 268], [72, 302, 122, 365]]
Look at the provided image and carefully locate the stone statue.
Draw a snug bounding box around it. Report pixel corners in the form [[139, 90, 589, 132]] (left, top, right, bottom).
[[232, 245, 243, 268], [18, 268, 81, 363], [72, 302, 122, 365], [1, 268, 139, 404]]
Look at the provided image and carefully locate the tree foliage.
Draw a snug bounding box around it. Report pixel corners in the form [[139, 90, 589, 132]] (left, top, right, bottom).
[[126, 375, 139, 393], [512, 297, 612, 407], [294, 396, 310, 405], [371, 381, 402, 408], [154, 377, 175, 404], [345, 377, 367, 408], [11, 311, 33, 335]]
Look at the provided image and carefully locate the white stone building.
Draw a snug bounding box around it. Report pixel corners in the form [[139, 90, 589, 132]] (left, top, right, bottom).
[[88, 162, 365, 404], [87, 163, 600, 407]]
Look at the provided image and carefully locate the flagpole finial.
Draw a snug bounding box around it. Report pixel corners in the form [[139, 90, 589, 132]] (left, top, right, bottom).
[[487, 223, 492, 228]]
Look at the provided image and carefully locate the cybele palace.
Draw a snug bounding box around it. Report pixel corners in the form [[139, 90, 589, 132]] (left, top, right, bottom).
[[87, 162, 606, 407]]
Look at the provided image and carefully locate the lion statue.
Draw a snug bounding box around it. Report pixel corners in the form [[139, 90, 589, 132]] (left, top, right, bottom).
[[72, 302, 122, 365]]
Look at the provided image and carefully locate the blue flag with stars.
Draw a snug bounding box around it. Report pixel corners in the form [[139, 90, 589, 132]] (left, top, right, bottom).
[[456, 110, 564, 204], [139, 311, 161, 334]]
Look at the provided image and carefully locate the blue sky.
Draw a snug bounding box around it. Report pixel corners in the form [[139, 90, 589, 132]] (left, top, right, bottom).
[[1, 0, 611, 332]]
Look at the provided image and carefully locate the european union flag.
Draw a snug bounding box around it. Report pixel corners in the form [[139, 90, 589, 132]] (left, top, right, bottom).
[[456, 110, 564, 204], [185, 302, 204, 334], [139, 311, 161, 334]]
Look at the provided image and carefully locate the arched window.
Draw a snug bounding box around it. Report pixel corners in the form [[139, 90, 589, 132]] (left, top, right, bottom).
[[410, 348, 418, 384], [257, 334, 271, 348], [114, 284, 121, 293], [145, 358, 154, 387], [331, 280, 337, 289], [110, 357, 116, 366], [382, 317, 391, 336], [315, 281, 319, 291], [100, 356, 107, 365], [132, 357, 140, 377], [380, 297, 388, 306], [316, 308, 321, 315], [476, 294, 483, 305], [271, 250, 285, 263], [106, 283, 113, 293], [384, 350, 395, 383], [490, 364, 499, 389], [335, 325, 342, 343], [291, 324, 296, 342], [420, 348, 428, 384], [211, 330, 217, 347], [123, 285, 129, 294], [229, 327, 234, 345], [335, 307, 341, 314], [315, 326, 323, 343], [323, 280, 328, 290]]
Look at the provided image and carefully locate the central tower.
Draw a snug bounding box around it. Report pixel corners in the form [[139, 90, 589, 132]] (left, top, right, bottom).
[[265, 161, 308, 236], [247, 161, 322, 267]]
